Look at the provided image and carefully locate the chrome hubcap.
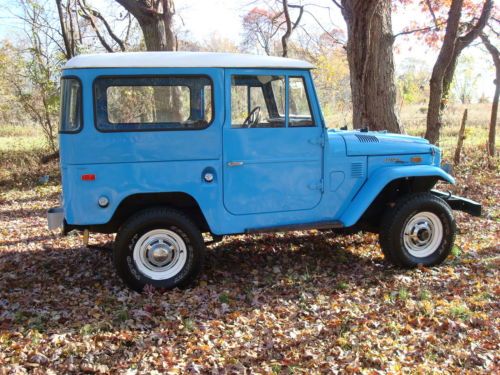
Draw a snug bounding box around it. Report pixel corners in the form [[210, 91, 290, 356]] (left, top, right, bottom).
[[133, 229, 187, 280], [409, 222, 431, 244], [403, 212, 443, 258], [147, 241, 174, 267]]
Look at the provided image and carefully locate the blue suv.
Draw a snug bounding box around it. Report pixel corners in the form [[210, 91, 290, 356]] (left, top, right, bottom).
[[48, 52, 481, 291]]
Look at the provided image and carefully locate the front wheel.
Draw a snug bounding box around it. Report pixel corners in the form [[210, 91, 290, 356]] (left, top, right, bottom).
[[113, 208, 205, 292], [379, 193, 456, 268]]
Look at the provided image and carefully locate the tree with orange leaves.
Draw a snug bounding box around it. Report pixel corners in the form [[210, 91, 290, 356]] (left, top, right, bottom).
[[424, 0, 493, 143], [394, 0, 494, 143]]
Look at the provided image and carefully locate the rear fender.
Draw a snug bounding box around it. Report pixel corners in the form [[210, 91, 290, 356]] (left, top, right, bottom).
[[339, 165, 455, 228]]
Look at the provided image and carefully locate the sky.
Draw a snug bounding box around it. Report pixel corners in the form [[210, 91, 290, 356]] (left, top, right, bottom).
[[0, 0, 495, 99]]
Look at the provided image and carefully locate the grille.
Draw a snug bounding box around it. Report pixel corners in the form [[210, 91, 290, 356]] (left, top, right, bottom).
[[355, 134, 379, 143], [351, 163, 363, 178]]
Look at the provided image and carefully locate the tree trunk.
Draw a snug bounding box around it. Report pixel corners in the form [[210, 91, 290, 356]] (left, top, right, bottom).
[[481, 33, 499, 158], [454, 109, 467, 165], [281, 1, 304, 58], [425, 0, 463, 144], [340, 0, 401, 133], [115, 0, 179, 119], [115, 0, 176, 52], [56, 0, 75, 60], [281, 0, 292, 58], [425, 0, 492, 144], [141, 19, 170, 51], [489, 80, 499, 158]]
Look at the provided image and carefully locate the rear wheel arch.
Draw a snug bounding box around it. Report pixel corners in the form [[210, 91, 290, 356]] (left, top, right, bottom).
[[108, 192, 210, 233]]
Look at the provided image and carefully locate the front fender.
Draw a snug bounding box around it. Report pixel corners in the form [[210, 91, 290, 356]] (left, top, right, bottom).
[[339, 165, 455, 227]]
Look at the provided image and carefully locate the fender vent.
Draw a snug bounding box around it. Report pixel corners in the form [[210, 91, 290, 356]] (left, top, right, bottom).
[[351, 163, 363, 178], [355, 134, 379, 143]]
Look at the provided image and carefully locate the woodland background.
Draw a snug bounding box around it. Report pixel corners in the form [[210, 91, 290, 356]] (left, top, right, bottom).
[[0, 0, 498, 373]]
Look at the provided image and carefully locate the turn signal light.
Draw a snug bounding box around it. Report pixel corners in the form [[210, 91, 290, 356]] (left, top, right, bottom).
[[81, 174, 96, 181]]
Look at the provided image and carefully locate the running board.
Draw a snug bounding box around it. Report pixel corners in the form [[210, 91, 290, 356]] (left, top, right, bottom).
[[245, 220, 343, 234]]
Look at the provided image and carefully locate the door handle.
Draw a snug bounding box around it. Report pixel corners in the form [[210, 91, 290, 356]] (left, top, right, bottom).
[[227, 161, 244, 167]]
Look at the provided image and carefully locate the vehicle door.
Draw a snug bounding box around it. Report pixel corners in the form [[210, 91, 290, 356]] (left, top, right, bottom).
[[222, 70, 324, 215]]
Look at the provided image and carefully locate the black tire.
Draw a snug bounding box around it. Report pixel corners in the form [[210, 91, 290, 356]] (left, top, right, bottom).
[[113, 207, 205, 292], [379, 192, 456, 268]]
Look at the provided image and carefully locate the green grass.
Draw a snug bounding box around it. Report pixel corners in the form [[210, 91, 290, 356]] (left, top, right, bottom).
[[218, 292, 231, 304], [0, 135, 46, 152], [0, 124, 41, 138], [398, 288, 409, 301], [419, 290, 432, 301], [0, 126, 58, 189], [449, 303, 472, 321]]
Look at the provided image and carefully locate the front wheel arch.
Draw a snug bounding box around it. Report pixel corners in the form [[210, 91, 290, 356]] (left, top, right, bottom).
[[355, 176, 444, 232]]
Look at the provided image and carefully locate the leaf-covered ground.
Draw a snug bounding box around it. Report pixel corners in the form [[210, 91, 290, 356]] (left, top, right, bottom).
[[0, 151, 498, 374]]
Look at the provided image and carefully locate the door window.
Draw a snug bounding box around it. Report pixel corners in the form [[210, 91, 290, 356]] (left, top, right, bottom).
[[230, 75, 314, 128], [231, 75, 285, 128]]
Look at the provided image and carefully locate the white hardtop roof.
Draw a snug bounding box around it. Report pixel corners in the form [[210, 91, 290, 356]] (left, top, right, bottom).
[[63, 51, 314, 70]]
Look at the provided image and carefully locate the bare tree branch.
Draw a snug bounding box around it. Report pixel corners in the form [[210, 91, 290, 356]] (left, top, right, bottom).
[[304, 9, 344, 44], [425, 0, 440, 30], [458, 0, 493, 46], [394, 22, 444, 39], [331, 0, 343, 10], [78, 0, 114, 52], [80, 0, 126, 51]]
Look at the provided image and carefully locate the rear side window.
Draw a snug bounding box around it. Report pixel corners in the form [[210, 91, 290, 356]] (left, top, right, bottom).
[[60, 78, 82, 133], [94, 76, 213, 131]]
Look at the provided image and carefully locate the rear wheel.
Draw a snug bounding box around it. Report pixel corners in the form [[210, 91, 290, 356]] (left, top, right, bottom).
[[379, 193, 456, 267], [113, 207, 205, 292]]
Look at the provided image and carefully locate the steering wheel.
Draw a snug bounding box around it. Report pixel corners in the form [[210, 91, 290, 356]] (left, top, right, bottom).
[[243, 106, 261, 128]]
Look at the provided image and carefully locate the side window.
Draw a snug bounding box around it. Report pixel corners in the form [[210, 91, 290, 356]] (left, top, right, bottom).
[[231, 75, 285, 128], [289, 77, 314, 127], [107, 86, 190, 124], [94, 76, 213, 131], [60, 78, 82, 133]]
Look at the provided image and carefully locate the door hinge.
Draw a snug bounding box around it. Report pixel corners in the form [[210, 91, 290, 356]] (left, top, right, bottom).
[[309, 136, 325, 147], [308, 179, 324, 192]]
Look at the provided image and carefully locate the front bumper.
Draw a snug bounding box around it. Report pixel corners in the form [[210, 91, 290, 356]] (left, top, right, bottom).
[[431, 189, 482, 217], [47, 207, 64, 230]]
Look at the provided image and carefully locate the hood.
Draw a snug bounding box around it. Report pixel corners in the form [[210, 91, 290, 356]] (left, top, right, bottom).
[[329, 130, 433, 156]]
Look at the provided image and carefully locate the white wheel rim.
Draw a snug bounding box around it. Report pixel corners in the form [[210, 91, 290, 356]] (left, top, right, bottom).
[[133, 229, 187, 280], [403, 211, 443, 258]]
